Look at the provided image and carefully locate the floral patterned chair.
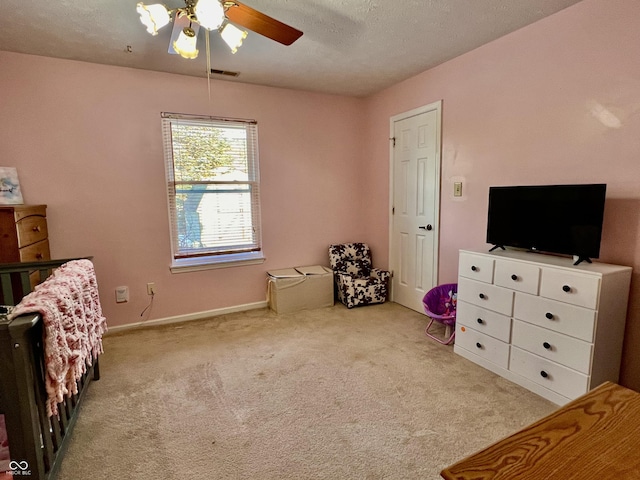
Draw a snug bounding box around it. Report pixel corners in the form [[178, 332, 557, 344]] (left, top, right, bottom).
[[328, 243, 390, 308]]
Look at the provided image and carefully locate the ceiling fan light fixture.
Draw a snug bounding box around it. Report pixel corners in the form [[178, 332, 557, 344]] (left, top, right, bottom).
[[194, 0, 225, 31], [220, 23, 248, 54], [173, 26, 199, 59], [137, 0, 302, 63], [136, 2, 171, 35]]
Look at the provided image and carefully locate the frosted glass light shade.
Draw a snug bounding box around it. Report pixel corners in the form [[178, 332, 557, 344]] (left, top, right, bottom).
[[173, 27, 199, 59], [220, 23, 248, 54], [194, 0, 225, 31], [136, 3, 171, 35]]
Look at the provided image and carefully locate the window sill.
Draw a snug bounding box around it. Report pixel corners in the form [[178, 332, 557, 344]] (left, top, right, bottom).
[[170, 251, 265, 273]]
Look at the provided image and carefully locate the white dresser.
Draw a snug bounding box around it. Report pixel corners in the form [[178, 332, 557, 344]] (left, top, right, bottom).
[[454, 249, 632, 405]]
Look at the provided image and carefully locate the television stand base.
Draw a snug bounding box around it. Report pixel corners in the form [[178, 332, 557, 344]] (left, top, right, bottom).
[[573, 256, 593, 266], [489, 245, 505, 252]]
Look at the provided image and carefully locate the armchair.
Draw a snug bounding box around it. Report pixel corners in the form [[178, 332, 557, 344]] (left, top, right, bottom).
[[328, 243, 390, 308]]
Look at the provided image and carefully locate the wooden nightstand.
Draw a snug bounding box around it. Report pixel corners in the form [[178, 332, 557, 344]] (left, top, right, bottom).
[[0, 204, 50, 263], [0, 205, 51, 302]]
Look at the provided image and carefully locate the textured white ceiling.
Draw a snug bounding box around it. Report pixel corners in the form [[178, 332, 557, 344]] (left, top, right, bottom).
[[0, 0, 583, 97]]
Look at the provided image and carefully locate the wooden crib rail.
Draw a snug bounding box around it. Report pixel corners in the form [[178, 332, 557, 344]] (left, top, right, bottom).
[[1, 313, 46, 478], [1, 313, 100, 479], [0, 257, 98, 479], [0, 258, 92, 306]]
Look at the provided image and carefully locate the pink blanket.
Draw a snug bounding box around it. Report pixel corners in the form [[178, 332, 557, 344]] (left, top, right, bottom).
[[9, 259, 107, 417]]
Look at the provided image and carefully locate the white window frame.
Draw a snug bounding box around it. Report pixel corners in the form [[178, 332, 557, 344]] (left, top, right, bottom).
[[161, 112, 264, 273]]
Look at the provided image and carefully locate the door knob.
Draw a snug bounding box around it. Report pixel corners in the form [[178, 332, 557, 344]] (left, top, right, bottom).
[[419, 225, 433, 231]]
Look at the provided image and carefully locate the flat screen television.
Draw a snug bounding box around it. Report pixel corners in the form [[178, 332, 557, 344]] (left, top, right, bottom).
[[486, 184, 606, 265]]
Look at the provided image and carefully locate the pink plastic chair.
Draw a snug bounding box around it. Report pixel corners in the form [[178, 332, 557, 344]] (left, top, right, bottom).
[[422, 283, 457, 345]]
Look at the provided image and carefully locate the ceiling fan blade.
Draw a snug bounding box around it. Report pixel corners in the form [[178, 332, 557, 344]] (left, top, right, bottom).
[[225, 1, 303, 46]]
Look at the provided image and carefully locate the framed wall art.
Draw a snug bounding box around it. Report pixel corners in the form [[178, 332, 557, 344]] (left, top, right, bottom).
[[0, 167, 24, 205]]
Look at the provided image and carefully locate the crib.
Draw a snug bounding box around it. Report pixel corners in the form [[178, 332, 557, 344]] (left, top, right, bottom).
[[0, 258, 103, 480]]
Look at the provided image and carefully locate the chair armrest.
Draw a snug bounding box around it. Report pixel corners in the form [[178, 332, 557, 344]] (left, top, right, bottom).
[[370, 268, 390, 281]]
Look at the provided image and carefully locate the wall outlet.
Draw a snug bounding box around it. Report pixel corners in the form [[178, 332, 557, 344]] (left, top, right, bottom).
[[115, 286, 129, 303], [147, 282, 156, 295]]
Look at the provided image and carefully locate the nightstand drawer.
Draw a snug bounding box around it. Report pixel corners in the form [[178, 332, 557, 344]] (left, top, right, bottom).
[[540, 269, 600, 309], [459, 252, 494, 284], [19, 239, 50, 262], [510, 346, 589, 400], [458, 277, 514, 316], [16, 214, 48, 248], [494, 259, 540, 295], [514, 292, 596, 342], [0, 204, 50, 264], [455, 324, 510, 368], [456, 300, 512, 342], [512, 320, 593, 374]]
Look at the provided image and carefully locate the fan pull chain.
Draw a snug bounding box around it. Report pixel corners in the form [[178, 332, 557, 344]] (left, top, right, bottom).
[[206, 30, 211, 103]]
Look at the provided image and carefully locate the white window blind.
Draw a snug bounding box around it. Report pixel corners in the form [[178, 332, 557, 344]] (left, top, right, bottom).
[[161, 113, 262, 266]]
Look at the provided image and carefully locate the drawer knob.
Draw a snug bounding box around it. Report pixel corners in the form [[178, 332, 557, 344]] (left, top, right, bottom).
[[36, 253, 43, 259], [540, 370, 549, 378], [543, 342, 551, 350], [477, 318, 484, 325], [471, 265, 478, 272], [479, 293, 486, 300], [545, 312, 554, 320], [562, 285, 571, 293], [32, 225, 41, 232], [475, 342, 483, 349], [511, 274, 518, 281]]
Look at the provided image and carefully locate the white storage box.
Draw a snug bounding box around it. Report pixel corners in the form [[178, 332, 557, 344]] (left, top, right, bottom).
[[267, 265, 334, 314]]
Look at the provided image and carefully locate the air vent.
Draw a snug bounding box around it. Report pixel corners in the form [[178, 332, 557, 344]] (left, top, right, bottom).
[[210, 69, 240, 77]]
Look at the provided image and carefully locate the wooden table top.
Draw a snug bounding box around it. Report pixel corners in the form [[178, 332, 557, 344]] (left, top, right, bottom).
[[440, 382, 640, 479]]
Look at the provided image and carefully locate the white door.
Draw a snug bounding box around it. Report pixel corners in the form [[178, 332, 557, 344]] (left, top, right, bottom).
[[389, 102, 441, 313]]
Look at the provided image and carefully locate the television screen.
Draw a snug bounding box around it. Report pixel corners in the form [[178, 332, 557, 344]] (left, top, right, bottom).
[[486, 184, 606, 262]]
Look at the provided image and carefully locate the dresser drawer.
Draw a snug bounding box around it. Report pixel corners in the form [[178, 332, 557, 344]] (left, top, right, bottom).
[[456, 300, 512, 342], [540, 269, 600, 309], [494, 259, 540, 295], [458, 277, 514, 316], [512, 320, 593, 374], [510, 347, 589, 400], [514, 292, 596, 342], [19, 239, 50, 262], [16, 214, 48, 248], [11, 204, 47, 222], [456, 324, 510, 368], [459, 252, 494, 284], [0, 204, 50, 264]]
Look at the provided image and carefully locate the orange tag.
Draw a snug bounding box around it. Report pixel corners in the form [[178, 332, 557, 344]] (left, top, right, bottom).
[[460, 326, 466, 332]]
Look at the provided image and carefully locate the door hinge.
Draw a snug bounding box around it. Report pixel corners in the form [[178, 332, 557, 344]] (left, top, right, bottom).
[[390, 137, 396, 147], [392, 206, 395, 215]]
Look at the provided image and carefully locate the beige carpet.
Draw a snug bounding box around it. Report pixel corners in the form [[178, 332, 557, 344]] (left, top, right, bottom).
[[57, 302, 555, 480]]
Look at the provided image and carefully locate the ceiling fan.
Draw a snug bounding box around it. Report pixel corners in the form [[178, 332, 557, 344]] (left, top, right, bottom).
[[136, 0, 303, 59]]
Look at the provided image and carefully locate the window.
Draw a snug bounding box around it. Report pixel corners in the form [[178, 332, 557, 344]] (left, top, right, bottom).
[[161, 113, 263, 272]]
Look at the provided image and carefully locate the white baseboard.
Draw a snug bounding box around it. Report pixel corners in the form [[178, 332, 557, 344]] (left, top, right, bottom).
[[105, 300, 269, 335]]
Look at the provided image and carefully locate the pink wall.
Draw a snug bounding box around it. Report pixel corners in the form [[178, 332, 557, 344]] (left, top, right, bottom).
[[0, 52, 367, 327], [1, 0, 639, 389], [363, 0, 640, 389]]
